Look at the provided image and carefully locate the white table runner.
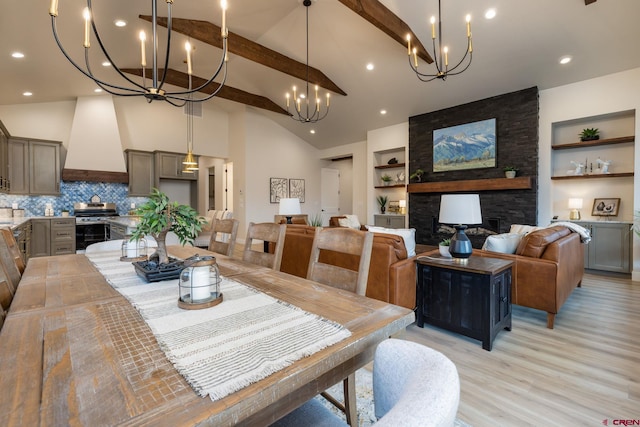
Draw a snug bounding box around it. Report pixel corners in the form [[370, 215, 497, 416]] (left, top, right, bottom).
[[86, 251, 351, 400]]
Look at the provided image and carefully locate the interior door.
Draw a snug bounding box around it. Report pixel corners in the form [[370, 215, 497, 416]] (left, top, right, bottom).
[[320, 168, 340, 226]]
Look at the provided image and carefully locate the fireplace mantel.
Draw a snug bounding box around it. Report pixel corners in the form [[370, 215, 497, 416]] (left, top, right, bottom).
[[407, 176, 533, 193]]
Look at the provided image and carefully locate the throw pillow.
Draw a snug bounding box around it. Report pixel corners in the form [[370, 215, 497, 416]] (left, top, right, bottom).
[[338, 214, 361, 229], [509, 224, 543, 235], [481, 233, 522, 254], [367, 226, 416, 257]]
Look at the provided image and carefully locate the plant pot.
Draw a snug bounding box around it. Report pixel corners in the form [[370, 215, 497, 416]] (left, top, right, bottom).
[[439, 245, 451, 258], [580, 136, 600, 142], [383, 181, 391, 186], [380, 206, 386, 214], [133, 258, 186, 282], [505, 171, 516, 179]]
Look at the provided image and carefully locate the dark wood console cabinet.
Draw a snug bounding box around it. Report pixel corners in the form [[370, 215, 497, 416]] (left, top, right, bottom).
[[416, 255, 513, 351]]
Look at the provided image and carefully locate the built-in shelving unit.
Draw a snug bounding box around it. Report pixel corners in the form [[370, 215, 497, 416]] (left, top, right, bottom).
[[551, 135, 634, 150], [374, 162, 406, 170], [551, 172, 633, 180]]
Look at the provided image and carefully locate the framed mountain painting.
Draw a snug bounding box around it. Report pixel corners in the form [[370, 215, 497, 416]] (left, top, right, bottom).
[[433, 118, 496, 172]]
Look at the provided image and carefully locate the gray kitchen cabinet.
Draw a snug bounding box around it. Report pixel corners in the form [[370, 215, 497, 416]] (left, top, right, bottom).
[[154, 151, 198, 181], [30, 219, 51, 258], [574, 221, 632, 273], [7, 138, 61, 195], [30, 218, 76, 257], [0, 127, 8, 191], [126, 149, 154, 197], [374, 214, 406, 229]]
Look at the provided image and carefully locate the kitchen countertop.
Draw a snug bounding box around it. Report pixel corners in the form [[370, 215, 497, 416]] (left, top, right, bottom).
[[107, 216, 141, 228], [0, 216, 76, 229]]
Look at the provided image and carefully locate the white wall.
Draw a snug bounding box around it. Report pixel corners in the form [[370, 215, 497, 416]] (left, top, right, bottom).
[[539, 67, 640, 279]]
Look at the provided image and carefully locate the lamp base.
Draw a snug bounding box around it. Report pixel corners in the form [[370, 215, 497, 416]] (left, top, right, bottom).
[[569, 209, 581, 220], [449, 225, 473, 260], [285, 216, 293, 224]]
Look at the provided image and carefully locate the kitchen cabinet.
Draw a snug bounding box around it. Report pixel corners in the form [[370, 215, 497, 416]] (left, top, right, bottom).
[[14, 222, 31, 263], [7, 138, 61, 195], [30, 219, 51, 258], [154, 151, 198, 181], [126, 149, 154, 197], [0, 127, 8, 191], [374, 214, 406, 228], [30, 218, 76, 258]]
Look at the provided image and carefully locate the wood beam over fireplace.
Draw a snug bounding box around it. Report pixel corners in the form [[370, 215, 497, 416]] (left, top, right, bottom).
[[407, 177, 533, 193]]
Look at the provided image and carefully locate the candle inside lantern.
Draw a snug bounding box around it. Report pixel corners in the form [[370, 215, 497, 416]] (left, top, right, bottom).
[[190, 265, 211, 301], [126, 240, 138, 258]]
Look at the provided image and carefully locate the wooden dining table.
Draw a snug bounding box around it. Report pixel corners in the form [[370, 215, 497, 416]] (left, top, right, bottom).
[[0, 246, 415, 426]]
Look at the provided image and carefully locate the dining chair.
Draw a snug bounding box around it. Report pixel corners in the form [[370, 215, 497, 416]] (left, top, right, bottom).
[[0, 278, 13, 313], [208, 218, 239, 257], [242, 222, 286, 270], [0, 231, 22, 293], [272, 339, 460, 427], [306, 227, 374, 426], [0, 229, 25, 274]]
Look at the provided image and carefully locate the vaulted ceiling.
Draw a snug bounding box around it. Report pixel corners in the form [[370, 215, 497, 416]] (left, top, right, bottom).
[[1, 0, 639, 149]]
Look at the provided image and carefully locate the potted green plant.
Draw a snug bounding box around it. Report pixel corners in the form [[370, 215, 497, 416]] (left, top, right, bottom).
[[381, 174, 393, 186], [309, 212, 323, 227], [130, 188, 205, 265], [376, 195, 388, 214], [61, 208, 70, 217], [409, 169, 424, 182], [439, 238, 452, 258], [579, 128, 600, 142], [503, 166, 518, 178]]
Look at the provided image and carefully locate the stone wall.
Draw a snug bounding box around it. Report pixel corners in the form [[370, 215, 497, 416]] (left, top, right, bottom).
[[408, 87, 539, 247]]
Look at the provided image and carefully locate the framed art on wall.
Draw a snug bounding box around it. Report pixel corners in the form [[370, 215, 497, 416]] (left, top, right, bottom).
[[433, 118, 496, 172], [591, 198, 620, 216], [289, 179, 305, 203], [270, 178, 288, 203]]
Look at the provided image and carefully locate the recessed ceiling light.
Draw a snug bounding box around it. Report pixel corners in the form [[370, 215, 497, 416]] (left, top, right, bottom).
[[114, 19, 127, 27], [559, 56, 572, 65], [380, 109, 387, 115], [310, 129, 316, 134], [11, 52, 25, 59], [485, 9, 496, 19], [102, 61, 111, 67], [94, 88, 103, 93], [366, 63, 374, 71], [23, 92, 33, 97]]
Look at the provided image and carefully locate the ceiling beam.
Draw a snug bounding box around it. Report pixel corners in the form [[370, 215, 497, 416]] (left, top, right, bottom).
[[337, 0, 433, 64], [585, 0, 597, 5], [140, 16, 347, 96], [120, 68, 289, 115]]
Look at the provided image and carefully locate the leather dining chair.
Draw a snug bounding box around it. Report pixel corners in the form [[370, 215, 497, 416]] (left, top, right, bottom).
[[208, 218, 240, 257], [242, 222, 286, 270], [272, 339, 460, 427], [305, 227, 374, 426]]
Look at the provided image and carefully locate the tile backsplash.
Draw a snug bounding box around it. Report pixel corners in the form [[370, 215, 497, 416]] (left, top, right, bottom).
[[0, 181, 149, 216]]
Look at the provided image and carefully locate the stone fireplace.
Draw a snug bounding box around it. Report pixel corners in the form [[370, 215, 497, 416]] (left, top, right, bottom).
[[408, 87, 539, 247]]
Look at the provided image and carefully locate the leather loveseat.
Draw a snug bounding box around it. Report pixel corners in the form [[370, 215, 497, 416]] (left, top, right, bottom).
[[277, 224, 417, 309], [473, 225, 584, 329]]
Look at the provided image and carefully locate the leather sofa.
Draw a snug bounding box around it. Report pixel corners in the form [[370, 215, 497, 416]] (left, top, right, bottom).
[[473, 225, 585, 329], [277, 224, 417, 309]]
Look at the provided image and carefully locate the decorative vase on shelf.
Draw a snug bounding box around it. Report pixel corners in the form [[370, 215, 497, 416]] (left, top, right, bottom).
[[505, 170, 516, 179], [380, 206, 386, 214]]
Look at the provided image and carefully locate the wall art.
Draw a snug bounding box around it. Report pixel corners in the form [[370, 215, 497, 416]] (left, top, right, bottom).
[[270, 177, 288, 203], [433, 118, 496, 172], [289, 179, 305, 203], [591, 198, 620, 216]]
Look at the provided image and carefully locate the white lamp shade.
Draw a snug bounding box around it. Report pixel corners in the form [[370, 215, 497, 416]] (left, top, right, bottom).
[[439, 194, 482, 225], [399, 199, 407, 208], [568, 198, 583, 209], [279, 198, 301, 215]]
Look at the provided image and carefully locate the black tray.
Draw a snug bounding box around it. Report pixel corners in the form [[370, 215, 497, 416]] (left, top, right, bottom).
[[133, 259, 186, 282]]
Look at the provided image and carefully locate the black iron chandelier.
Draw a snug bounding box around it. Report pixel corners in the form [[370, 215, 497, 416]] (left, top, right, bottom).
[[49, 0, 229, 107], [407, 0, 473, 82], [285, 0, 330, 123]]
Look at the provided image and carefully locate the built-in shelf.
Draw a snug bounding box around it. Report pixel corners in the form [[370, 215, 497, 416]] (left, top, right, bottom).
[[551, 172, 634, 180], [374, 184, 406, 189], [407, 176, 533, 193], [374, 162, 406, 169], [551, 135, 634, 150]]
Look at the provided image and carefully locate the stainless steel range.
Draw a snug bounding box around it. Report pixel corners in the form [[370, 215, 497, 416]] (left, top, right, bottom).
[[74, 202, 119, 250]]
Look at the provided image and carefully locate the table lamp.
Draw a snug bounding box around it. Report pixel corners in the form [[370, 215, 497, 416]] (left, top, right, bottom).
[[439, 194, 482, 263], [568, 198, 583, 220], [399, 199, 407, 214], [279, 198, 301, 224]]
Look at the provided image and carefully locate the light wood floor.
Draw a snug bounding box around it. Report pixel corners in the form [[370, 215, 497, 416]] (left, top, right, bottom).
[[403, 272, 640, 426], [231, 243, 639, 425]]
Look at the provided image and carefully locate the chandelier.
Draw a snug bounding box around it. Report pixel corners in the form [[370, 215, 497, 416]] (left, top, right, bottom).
[[48, 0, 229, 107], [407, 0, 473, 82], [285, 0, 330, 123]]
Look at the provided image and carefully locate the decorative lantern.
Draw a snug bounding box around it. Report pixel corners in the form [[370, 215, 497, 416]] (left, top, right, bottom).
[[120, 236, 148, 261], [178, 254, 223, 309]]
